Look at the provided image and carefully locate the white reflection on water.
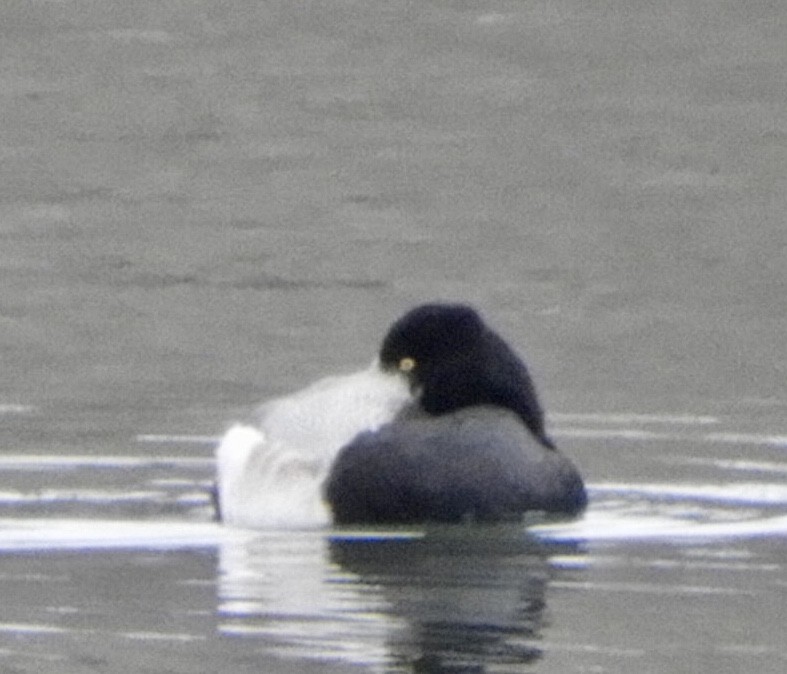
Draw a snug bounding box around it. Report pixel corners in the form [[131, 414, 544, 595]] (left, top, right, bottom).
[[218, 528, 560, 670], [219, 532, 407, 666]]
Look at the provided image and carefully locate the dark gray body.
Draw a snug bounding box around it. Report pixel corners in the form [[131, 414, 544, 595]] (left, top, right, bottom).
[[326, 406, 587, 525]]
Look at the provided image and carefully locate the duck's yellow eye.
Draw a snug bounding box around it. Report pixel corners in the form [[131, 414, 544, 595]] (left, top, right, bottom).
[[398, 357, 416, 372]]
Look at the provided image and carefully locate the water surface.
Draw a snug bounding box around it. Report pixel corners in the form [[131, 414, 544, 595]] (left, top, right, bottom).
[[1, 0, 785, 672]]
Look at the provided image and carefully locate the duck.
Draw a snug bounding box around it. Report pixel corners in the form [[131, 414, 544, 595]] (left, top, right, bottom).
[[215, 303, 586, 528]]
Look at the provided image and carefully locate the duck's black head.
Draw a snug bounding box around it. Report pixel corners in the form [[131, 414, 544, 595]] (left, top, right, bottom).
[[380, 303, 555, 448]]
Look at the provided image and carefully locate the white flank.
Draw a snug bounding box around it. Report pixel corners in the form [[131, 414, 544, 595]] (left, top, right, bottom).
[[215, 362, 412, 529]]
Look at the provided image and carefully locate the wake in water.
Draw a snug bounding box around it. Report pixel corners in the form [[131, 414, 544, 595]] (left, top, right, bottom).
[[1, 462, 787, 549]]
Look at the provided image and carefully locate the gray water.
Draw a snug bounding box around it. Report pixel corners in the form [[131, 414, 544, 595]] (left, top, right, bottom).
[[1, 1, 786, 672]]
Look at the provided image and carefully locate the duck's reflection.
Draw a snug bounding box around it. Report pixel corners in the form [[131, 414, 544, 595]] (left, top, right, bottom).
[[217, 526, 583, 672]]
